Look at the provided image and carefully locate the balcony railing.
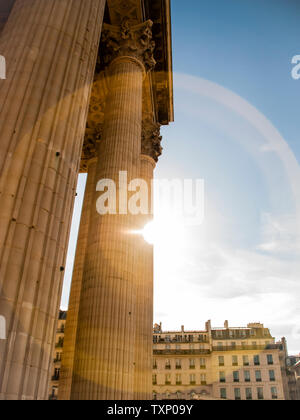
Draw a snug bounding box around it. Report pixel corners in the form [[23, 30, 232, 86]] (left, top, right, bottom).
[[212, 344, 281, 352], [153, 337, 209, 344], [154, 349, 210, 356]]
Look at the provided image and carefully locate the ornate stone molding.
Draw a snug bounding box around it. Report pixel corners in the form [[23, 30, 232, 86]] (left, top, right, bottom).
[[101, 18, 156, 72], [80, 125, 103, 172], [141, 119, 162, 162]]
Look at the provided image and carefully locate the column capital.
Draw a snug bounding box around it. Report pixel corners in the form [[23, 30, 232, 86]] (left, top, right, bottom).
[[101, 18, 156, 73], [80, 126, 102, 172], [141, 120, 162, 163]]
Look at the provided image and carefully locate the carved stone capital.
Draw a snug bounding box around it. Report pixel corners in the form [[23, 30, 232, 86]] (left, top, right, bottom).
[[101, 19, 156, 72], [80, 125, 103, 172], [141, 120, 162, 162]]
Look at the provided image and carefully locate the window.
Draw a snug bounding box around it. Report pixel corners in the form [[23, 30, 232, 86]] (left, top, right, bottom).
[[219, 371, 226, 383], [217, 342, 223, 350], [176, 374, 181, 385], [233, 371, 239, 383], [200, 374, 206, 385], [152, 374, 157, 385], [53, 368, 60, 380], [234, 388, 241, 400], [190, 374, 196, 385], [243, 355, 249, 366], [232, 355, 238, 366], [267, 354, 274, 365], [188, 335, 194, 342], [254, 355, 260, 366], [257, 387, 264, 400], [165, 335, 171, 342], [231, 342, 236, 349], [189, 343, 194, 350], [176, 344, 181, 350], [200, 358, 206, 369], [218, 356, 225, 367], [269, 370, 275, 382], [246, 388, 252, 400], [271, 387, 278, 400], [165, 374, 171, 385], [175, 391, 182, 400], [165, 344, 171, 350], [175, 359, 181, 369], [189, 359, 195, 369], [165, 359, 171, 369], [244, 370, 251, 382], [153, 360, 157, 369], [220, 388, 227, 399], [241, 341, 247, 349], [255, 370, 262, 382]]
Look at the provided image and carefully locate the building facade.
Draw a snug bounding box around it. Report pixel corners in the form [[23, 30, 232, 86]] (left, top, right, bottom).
[[152, 321, 290, 400], [287, 355, 300, 400], [0, 0, 173, 400], [48, 311, 67, 400], [49, 316, 297, 400]]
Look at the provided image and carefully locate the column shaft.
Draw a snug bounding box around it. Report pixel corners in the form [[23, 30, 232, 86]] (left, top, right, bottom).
[[58, 160, 97, 400], [71, 57, 144, 400], [0, 0, 105, 400], [134, 155, 156, 399]]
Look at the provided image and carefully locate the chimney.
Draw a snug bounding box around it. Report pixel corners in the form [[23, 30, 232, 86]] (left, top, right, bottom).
[[181, 325, 184, 333], [224, 320, 229, 329], [205, 320, 211, 333]]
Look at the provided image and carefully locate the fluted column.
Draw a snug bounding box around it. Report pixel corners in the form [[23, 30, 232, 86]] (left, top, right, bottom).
[[59, 158, 98, 401], [70, 19, 156, 400], [134, 120, 162, 399], [0, 0, 105, 400]]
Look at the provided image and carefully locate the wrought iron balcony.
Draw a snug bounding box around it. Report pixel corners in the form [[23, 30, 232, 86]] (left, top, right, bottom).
[[154, 349, 210, 356]]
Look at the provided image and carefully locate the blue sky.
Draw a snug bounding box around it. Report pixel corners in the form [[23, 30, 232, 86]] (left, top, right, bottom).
[[61, 0, 300, 353]]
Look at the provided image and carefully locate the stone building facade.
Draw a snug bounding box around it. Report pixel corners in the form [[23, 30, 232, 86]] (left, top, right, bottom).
[[152, 321, 291, 400], [49, 316, 297, 400], [49, 311, 67, 400], [287, 355, 300, 400], [0, 0, 173, 400]]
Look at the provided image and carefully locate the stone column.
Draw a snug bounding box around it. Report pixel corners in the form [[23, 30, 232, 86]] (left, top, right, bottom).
[[70, 19, 156, 400], [0, 0, 106, 400], [134, 120, 162, 400], [58, 158, 98, 401]]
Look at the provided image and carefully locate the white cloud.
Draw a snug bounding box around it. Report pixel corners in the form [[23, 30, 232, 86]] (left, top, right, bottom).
[[257, 212, 300, 256]]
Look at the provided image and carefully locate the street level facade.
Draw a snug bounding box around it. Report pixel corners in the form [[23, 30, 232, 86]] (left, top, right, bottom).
[[0, 0, 173, 400]]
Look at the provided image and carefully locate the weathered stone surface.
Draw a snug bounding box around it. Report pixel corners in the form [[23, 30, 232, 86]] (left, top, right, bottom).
[[0, 0, 106, 400]]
